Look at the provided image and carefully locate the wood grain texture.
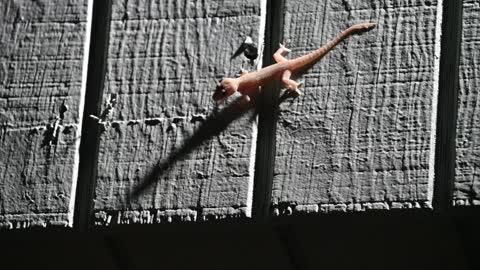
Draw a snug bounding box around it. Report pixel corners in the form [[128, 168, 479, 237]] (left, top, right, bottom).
[[454, 0, 480, 206], [0, 0, 91, 228], [272, 0, 443, 215], [93, 0, 263, 225]]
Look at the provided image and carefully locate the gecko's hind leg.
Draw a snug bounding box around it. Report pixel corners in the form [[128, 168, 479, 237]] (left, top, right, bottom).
[[282, 70, 302, 97], [273, 43, 291, 63]]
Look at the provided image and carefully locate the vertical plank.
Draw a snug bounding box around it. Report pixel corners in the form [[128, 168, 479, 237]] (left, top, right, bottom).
[[0, 0, 92, 228], [272, 0, 443, 215], [454, 0, 480, 206], [92, 0, 265, 225]]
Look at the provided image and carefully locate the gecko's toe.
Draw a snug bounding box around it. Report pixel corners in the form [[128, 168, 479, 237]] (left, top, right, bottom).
[[287, 89, 301, 99], [279, 43, 291, 53]]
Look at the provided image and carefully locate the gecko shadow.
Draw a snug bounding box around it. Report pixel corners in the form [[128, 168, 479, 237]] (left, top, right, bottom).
[[130, 89, 296, 200], [130, 94, 257, 199]]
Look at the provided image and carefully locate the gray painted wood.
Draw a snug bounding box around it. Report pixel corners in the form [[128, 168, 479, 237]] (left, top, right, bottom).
[[454, 0, 480, 206], [272, 0, 443, 215], [93, 0, 263, 225], [0, 0, 91, 228]]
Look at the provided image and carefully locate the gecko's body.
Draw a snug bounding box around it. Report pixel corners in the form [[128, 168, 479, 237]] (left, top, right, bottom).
[[212, 22, 376, 103]]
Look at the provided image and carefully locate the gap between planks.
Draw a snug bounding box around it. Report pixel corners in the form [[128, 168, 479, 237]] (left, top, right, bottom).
[[74, 0, 113, 232], [433, 0, 463, 212]]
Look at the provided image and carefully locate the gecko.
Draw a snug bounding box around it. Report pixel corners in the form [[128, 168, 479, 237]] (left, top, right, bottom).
[[212, 22, 376, 104]]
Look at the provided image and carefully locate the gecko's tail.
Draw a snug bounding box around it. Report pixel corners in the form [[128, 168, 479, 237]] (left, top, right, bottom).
[[290, 21, 376, 71], [348, 22, 377, 35]]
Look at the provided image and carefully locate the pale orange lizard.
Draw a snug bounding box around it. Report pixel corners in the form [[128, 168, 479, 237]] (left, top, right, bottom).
[[212, 22, 376, 104]]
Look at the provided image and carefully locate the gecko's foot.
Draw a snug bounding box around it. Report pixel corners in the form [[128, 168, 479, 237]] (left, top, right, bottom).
[[285, 79, 301, 92], [274, 44, 291, 63], [279, 43, 291, 53], [287, 89, 302, 99], [236, 68, 249, 77]]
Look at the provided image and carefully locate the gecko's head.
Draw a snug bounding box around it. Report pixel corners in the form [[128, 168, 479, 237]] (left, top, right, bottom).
[[212, 78, 238, 101]]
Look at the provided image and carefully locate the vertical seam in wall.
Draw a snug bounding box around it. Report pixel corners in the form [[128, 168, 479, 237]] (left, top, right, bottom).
[[73, 0, 112, 231], [246, 0, 267, 218], [433, 0, 463, 211], [251, 0, 284, 222], [68, 0, 94, 227]]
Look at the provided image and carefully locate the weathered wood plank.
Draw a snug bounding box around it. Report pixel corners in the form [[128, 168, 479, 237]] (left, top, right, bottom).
[[454, 0, 480, 206], [93, 0, 264, 225], [0, 0, 92, 228], [272, 0, 443, 215]]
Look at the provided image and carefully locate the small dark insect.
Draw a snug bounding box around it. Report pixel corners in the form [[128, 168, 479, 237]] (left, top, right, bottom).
[[243, 37, 258, 61], [59, 102, 68, 120], [231, 36, 258, 62]]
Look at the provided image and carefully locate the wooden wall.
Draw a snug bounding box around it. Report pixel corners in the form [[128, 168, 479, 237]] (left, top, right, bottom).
[[0, 0, 477, 229], [0, 0, 91, 228]]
